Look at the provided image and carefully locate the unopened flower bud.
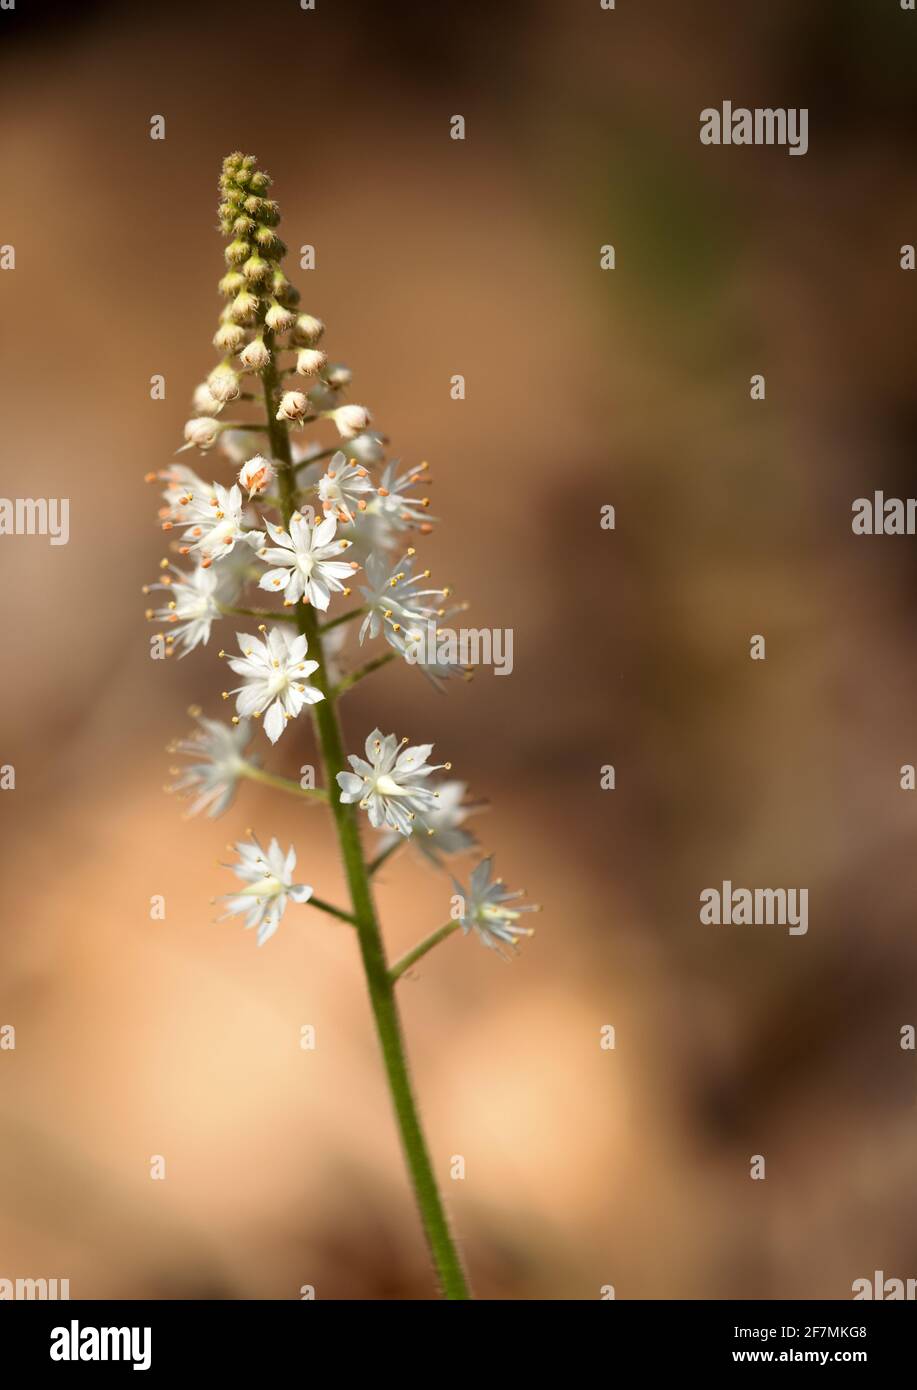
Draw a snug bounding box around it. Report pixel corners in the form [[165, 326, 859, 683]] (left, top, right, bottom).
[[238, 455, 275, 497], [249, 171, 271, 193], [229, 291, 260, 325], [255, 227, 285, 257], [276, 391, 309, 422], [265, 302, 295, 334], [293, 314, 325, 346], [324, 362, 352, 388], [192, 383, 221, 416], [258, 200, 281, 227], [224, 239, 251, 266], [207, 366, 240, 404], [232, 216, 256, 238], [272, 271, 299, 307], [213, 320, 246, 353], [295, 348, 327, 377], [243, 255, 272, 287], [218, 270, 245, 298], [184, 417, 221, 449], [239, 337, 271, 371], [327, 404, 372, 440]]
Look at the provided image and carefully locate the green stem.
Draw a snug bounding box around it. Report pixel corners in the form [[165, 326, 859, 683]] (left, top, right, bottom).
[[238, 763, 327, 803], [309, 895, 358, 927], [390, 922, 460, 982], [331, 650, 396, 698], [320, 605, 366, 634], [295, 445, 337, 473], [221, 604, 298, 623], [368, 840, 403, 877], [260, 343, 471, 1300]]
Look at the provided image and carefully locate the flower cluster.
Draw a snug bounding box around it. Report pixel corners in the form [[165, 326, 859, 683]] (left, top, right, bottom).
[[145, 152, 537, 960]]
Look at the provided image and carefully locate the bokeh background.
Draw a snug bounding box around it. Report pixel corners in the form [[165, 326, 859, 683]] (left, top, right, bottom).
[[2, 0, 917, 1299]]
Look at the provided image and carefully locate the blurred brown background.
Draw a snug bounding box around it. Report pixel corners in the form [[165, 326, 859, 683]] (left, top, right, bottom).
[[2, 0, 917, 1299]]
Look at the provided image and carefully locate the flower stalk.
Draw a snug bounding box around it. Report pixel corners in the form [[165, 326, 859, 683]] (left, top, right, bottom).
[[149, 153, 539, 1301], [260, 342, 472, 1300]]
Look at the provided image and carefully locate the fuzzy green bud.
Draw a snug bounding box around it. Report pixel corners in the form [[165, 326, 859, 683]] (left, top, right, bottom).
[[219, 271, 245, 298], [213, 320, 246, 353], [243, 255, 272, 287], [229, 291, 260, 325], [225, 239, 250, 267]]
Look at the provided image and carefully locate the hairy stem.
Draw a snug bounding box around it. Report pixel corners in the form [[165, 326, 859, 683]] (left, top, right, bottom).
[[320, 605, 366, 634], [331, 651, 396, 698], [259, 341, 471, 1300], [368, 840, 403, 877], [238, 763, 327, 803], [309, 895, 358, 926], [389, 922, 460, 982]]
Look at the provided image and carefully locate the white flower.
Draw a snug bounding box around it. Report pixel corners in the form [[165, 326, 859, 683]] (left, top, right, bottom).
[[149, 463, 215, 525], [377, 780, 481, 866], [375, 459, 434, 532], [326, 403, 372, 440], [183, 417, 221, 450], [166, 712, 252, 818], [358, 550, 447, 652], [295, 348, 327, 376], [238, 454, 275, 497], [257, 513, 357, 610], [276, 390, 309, 422], [348, 431, 386, 467], [240, 337, 271, 370], [217, 833, 312, 945], [225, 625, 324, 744], [218, 428, 256, 466], [318, 452, 374, 523], [147, 563, 222, 656], [180, 482, 263, 567], [337, 729, 449, 836], [292, 313, 325, 345], [451, 856, 538, 957]]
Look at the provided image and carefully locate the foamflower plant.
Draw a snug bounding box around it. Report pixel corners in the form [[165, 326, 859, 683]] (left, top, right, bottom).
[[145, 153, 540, 1300]]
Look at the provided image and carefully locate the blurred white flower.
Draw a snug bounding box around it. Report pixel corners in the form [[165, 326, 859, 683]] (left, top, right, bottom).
[[451, 856, 538, 957], [167, 713, 252, 818], [377, 779, 481, 867], [148, 563, 222, 656], [218, 833, 312, 945]]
